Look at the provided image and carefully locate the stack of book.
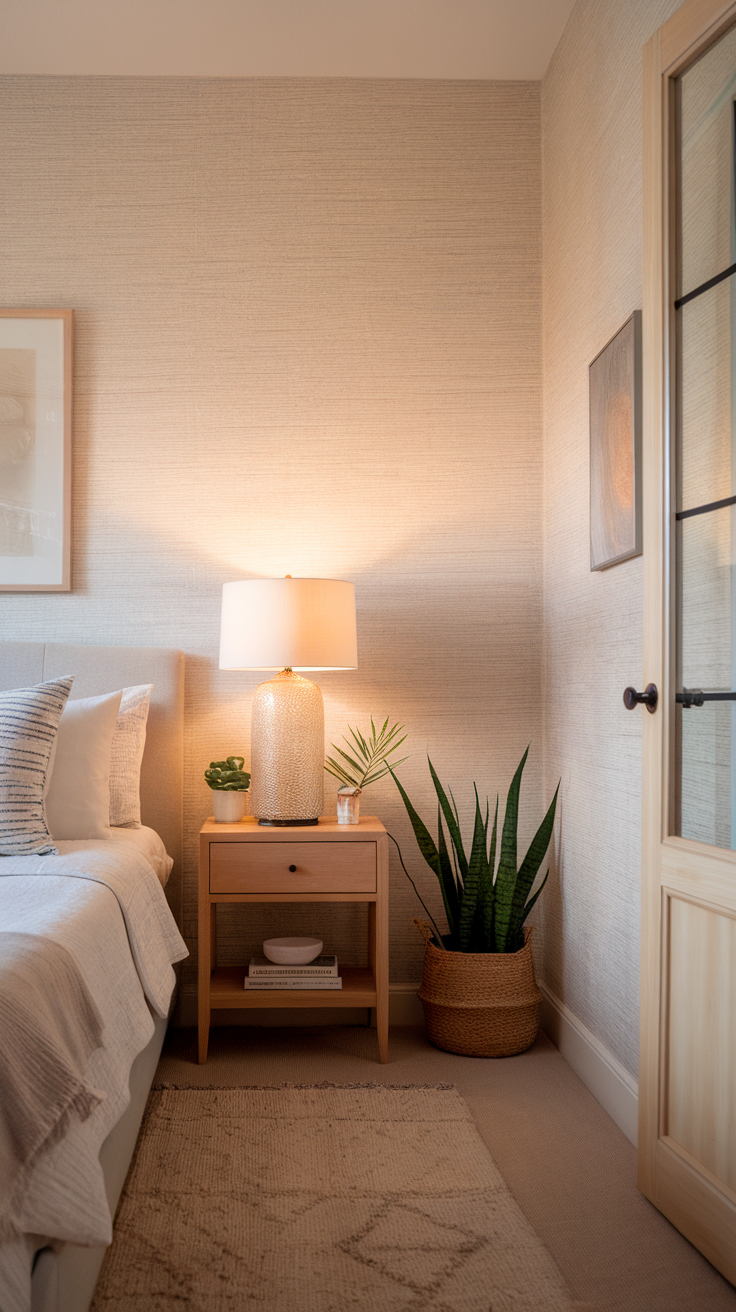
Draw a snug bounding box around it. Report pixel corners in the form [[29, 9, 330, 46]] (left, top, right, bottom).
[[243, 955, 342, 990]]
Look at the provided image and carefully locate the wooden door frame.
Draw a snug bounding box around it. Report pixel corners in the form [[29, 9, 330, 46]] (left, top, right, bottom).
[[641, 0, 736, 1272]]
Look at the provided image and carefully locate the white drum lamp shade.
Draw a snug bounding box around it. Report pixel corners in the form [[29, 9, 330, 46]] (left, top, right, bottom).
[[219, 578, 357, 824], [220, 578, 357, 671]]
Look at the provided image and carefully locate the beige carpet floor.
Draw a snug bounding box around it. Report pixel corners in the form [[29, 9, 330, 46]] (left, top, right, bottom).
[[154, 1023, 736, 1312], [92, 1084, 576, 1311]]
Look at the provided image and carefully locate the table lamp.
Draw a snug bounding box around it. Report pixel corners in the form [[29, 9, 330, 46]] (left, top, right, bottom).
[[219, 576, 358, 825]]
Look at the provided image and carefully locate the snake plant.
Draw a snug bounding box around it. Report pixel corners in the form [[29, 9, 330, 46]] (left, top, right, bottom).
[[325, 717, 408, 793], [391, 747, 559, 953], [205, 756, 251, 791]]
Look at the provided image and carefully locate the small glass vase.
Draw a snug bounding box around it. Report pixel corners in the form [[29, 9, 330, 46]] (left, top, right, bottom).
[[336, 786, 361, 825]]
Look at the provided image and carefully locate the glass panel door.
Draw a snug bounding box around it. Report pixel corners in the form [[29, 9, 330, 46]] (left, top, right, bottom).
[[676, 26, 736, 848]]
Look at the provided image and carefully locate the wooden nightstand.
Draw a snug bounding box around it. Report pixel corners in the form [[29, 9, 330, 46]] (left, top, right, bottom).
[[198, 815, 389, 1064]]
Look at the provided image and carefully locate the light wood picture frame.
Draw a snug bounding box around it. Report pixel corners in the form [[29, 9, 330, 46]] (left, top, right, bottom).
[[0, 309, 73, 592], [589, 310, 642, 570]]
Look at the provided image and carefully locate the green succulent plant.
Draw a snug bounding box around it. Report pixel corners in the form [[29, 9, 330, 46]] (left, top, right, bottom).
[[325, 717, 408, 792], [205, 756, 251, 791], [391, 747, 559, 953]]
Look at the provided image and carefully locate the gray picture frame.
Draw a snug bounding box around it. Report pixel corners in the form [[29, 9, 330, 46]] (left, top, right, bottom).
[[589, 310, 642, 571]]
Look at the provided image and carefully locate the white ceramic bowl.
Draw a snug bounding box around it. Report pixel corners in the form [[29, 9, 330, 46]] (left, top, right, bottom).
[[263, 936, 323, 965]]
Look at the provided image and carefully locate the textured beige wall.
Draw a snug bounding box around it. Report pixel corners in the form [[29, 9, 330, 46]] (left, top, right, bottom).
[[539, 0, 682, 1077], [0, 76, 542, 1013]]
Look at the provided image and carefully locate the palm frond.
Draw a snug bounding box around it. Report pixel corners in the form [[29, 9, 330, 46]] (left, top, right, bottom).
[[325, 719, 408, 790]]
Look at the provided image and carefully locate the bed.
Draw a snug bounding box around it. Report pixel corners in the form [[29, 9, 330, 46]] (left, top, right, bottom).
[[0, 642, 186, 1312]]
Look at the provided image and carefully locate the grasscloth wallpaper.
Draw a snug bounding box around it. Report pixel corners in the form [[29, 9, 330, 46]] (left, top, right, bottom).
[[0, 77, 542, 1017], [539, 0, 682, 1078]]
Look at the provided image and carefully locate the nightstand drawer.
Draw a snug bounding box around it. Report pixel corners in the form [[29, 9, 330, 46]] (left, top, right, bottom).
[[209, 841, 377, 894]]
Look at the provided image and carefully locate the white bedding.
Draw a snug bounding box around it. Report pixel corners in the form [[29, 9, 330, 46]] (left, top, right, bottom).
[[108, 825, 173, 888], [1, 841, 186, 1016], [0, 840, 188, 1312]]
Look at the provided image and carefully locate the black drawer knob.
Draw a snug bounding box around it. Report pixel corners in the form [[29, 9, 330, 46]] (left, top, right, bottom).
[[289, 864, 297, 872]]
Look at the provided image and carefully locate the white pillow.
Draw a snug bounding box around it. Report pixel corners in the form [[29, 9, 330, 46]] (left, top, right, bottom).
[[46, 690, 123, 841], [109, 684, 152, 828]]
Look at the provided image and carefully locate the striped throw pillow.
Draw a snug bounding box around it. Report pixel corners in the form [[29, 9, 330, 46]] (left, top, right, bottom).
[[0, 676, 74, 856]]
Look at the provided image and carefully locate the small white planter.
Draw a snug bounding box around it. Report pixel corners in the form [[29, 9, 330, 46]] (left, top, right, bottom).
[[211, 789, 247, 823]]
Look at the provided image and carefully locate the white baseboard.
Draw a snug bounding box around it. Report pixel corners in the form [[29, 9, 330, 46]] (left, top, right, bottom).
[[539, 982, 638, 1147]]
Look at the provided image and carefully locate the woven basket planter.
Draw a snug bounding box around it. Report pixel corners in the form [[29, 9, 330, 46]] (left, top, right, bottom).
[[415, 920, 542, 1058]]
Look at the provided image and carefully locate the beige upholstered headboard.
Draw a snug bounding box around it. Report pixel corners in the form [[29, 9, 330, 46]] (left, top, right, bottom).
[[0, 642, 185, 925]]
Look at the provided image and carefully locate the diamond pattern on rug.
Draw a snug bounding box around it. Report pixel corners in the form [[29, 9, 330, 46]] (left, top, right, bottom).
[[340, 1200, 487, 1291]]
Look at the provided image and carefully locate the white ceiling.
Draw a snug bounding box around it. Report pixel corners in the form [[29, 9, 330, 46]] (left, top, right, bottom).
[[0, 0, 576, 80]]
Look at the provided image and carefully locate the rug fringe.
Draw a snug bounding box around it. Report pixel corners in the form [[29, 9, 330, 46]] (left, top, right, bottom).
[[151, 1081, 459, 1091]]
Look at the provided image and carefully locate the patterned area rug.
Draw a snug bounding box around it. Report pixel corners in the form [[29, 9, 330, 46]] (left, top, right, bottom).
[[92, 1084, 573, 1311]]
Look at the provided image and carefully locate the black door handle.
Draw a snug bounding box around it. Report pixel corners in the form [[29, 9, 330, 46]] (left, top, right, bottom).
[[623, 684, 658, 713]]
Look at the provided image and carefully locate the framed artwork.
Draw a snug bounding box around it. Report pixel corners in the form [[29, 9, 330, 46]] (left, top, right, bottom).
[[0, 309, 72, 591], [589, 310, 642, 571]]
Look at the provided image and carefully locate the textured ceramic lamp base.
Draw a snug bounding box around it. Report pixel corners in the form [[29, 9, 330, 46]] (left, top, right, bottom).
[[250, 669, 324, 824]]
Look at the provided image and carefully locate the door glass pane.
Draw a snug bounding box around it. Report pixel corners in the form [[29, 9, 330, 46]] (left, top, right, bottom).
[[676, 25, 736, 849], [680, 505, 732, 693], [679, 505, 734, 847], [681, 702, 733, 848], [680, 283, 733, 511], [680, 25, 736, 296]]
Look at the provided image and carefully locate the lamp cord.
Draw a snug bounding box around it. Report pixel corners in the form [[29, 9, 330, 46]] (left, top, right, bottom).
[[385, 830, 448, 950]]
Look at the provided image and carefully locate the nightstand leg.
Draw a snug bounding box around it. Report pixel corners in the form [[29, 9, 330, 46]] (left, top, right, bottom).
[[198, 903, 214, 1063], [197, 1009, 209, 1063], [375, 834, 390, 1061], [371, 897, 389, 1064], [369, 898, 376, 1029]]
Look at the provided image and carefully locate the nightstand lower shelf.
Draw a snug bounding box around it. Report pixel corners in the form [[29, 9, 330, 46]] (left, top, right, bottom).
[[210, 965, 377, 1009]]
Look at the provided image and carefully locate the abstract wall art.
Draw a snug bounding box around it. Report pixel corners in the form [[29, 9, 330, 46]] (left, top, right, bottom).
[[589, 310, 642, 571], [0, 309, 72, 591]]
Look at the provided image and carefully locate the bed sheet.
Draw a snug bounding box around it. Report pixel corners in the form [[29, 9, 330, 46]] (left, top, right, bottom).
[[0, 843, 188, 1312]]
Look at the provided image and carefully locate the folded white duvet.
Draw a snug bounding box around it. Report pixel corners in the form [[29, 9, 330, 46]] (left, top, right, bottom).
[[0, 840, 186, 1016], [0, 842, 188, 1312]]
